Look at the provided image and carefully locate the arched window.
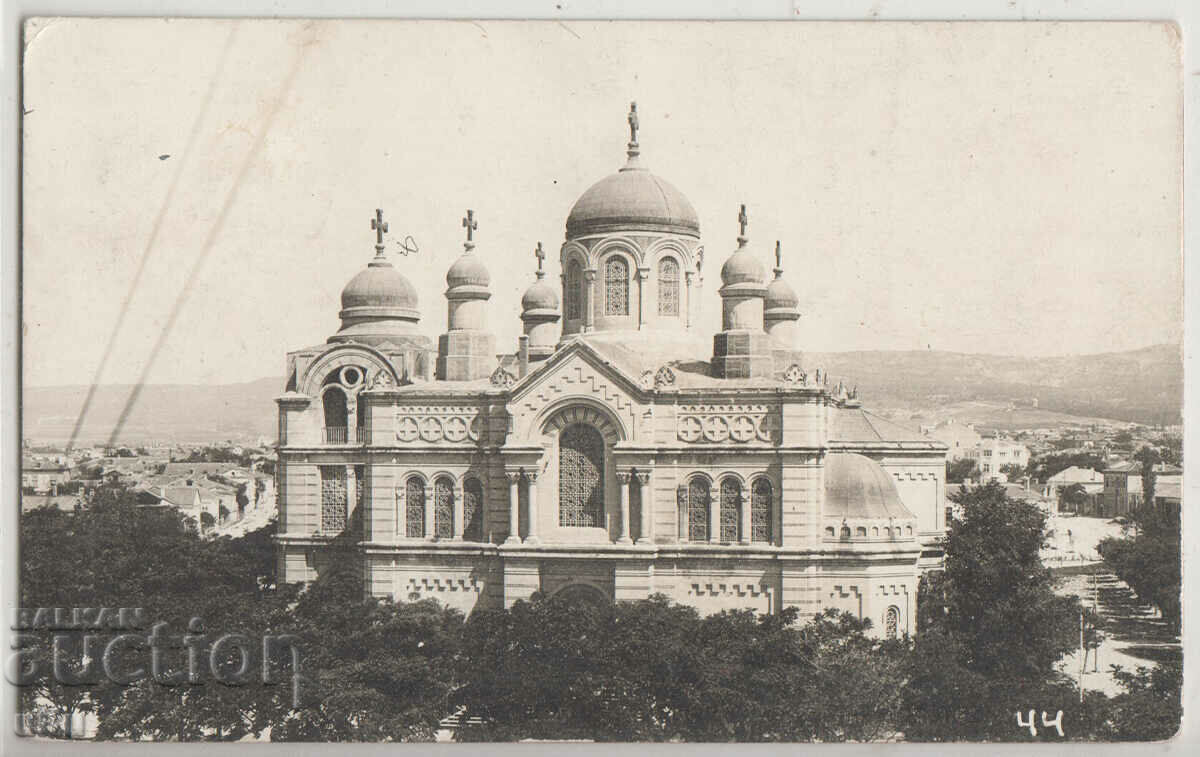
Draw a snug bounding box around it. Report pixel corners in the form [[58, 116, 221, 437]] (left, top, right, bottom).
[[686, 477, 710, 542], [463, 478, 483, 541], [825, 526, 835, 538], [405, 477, 425, 538], [856, 526, 867, 537], [322, 388, 347, 443], [658, 257, 680, 316], [604, 256, 629, 316], [872, 526, 880, 537], [885, 606, 901, 639], [320, 466, 347, 532], [559, 424, 605, 527], [719, 478, 741, 542], [434, 477, 454, 539], [567, 260, 582, 320], [840, 525, 851, 540], [751, 478, 772, 543]]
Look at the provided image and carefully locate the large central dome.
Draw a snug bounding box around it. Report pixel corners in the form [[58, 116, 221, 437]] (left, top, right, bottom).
[[566, 162, 700, 238], [565, 102, 699, 240]]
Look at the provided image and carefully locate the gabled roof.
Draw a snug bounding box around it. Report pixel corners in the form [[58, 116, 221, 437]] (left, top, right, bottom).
[[1047, 466, 1104, 484], [829, 408, 944, 447], [162, 486, 202, 507]]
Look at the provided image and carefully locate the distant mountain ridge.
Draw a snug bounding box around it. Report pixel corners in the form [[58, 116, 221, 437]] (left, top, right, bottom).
[[21, 344, 1181, 444]]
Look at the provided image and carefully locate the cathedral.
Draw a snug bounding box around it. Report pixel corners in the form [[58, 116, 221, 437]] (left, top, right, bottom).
[[274, 104, 947, 638]]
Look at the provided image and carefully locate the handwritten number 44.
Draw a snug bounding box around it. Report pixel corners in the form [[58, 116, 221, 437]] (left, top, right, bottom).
[[1017, 710, 1064, 737]]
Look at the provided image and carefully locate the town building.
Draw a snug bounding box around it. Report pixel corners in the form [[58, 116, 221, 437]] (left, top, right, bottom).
[[1099, 461, 1183, 517], [273, 106, 948, 637], [922, 420, 982, 461], [20, 456, 74, 494], [1042, 465, 1105, 500], [966, 437, 1029, 481]]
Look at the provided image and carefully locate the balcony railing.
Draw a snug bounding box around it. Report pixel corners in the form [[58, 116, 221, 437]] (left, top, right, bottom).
[[322, 427, 369, 445]]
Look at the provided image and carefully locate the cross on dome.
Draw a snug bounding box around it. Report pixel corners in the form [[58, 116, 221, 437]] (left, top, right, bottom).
[[535, 241, 545, 277], [628, 102, 639, 145], [371, 208, 389, 255], [737, 204, 749, 245], [462, 209, 478, 251]]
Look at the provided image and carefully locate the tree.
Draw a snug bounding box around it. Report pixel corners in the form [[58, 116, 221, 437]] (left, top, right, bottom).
[[904, 482, 1097, 740], [1132, 446, 1161, 507], [453, 593, 909, 742], [1058, 483, 1089, 515], [1102, 661, 1182, 740], [1098, 505, 1180, 633], [998, 463, 1026, 480], [945, 458, 977, 484]]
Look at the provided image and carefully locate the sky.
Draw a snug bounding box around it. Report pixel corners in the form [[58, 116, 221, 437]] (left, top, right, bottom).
[[21, 19, 1182, 387]]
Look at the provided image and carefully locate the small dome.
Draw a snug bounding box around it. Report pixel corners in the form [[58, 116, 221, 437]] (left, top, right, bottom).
[[765, 276, 799, 310], [720, 245, 766, 287], [446, 251, 491, 289], [341, 258, 418, 311], [824, 453, 916, 519], [522, 277, 559, 311], [567, 166, 700, 238]]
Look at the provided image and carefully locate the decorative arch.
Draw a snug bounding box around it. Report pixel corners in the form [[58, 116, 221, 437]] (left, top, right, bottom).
[[539, 400, 626, 445], [591, 236, 646, 268], [551, 583, 611, 606], [299, 344, 400, 398]]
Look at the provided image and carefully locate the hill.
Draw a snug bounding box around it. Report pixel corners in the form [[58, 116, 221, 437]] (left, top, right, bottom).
[[804, 343, 1181, 427], [21, 344, 1181, 445]]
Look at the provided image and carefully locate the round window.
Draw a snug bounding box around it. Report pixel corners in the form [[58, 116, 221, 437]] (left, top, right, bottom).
[[340, 366, 363, 388]]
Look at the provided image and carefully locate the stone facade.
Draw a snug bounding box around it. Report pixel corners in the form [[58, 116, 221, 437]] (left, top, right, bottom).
[[274, 105, 947, 639]]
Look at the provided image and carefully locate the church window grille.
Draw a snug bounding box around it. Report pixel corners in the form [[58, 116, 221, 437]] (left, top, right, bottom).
[[751, 478, 772, 543], [687, 477, 710, 542], [885, 606, 900, 639], [559, 424, 605, 527], [567, 261, 582, 320], [406, 477, 425, 538], [658, 258, 680, 316], [605, 257, 629, 316], [719, 478, 741, 542], [463, 478, 483, 541], [434, 477, 454, 539], [320, 466, 347, 533]]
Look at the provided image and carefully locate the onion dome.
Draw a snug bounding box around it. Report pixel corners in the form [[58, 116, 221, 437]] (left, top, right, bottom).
[[765, 241, 799, 310], [720, 204, 766, 287], [823, 453, 916, 519], [446, 209, 491, 289], [522, 243, 560, 312], [330, 209, 423, 345], [341, 258, 419, 311], [565, 102, 700, 239]]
